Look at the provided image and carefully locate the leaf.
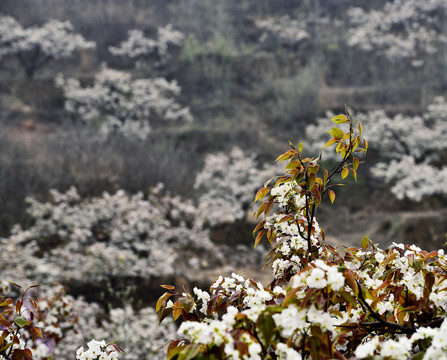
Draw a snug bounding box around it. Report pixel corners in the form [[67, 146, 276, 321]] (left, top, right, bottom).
[[340, 291, 357, 308], [256, 313, 276, 348], [274, 150, 295, 163], [361, 236, 369, 250], [172, 302, 183, 321], [351, 169, 357, 181], [15, 300, 22, 314], [332, 114, 348, 124], [252, 220, 266, 236], [363, 138, 368, 153], [298, 142, 303, 153], [353, 157, 359, 171], [167, 344, 185, 360], [161, 285, 176, 291], [14, 316, 27, 328], [0, 317, 11, 327], [254, 229, 266, 248], [331, 127, 344, 140], [424, 272, 435, 295], [32, 327, 43, 342], [158, 307, 173, 325], [8, 282, 22, 289], [309, 173, 316, 189], [156, 292, 172, 313], [325, 138, 337, 148], [254, 187, 270, 203], [358, 122, 363, 137], [179, 297, 195, 314], [178, 344, 201, 360], [328, 190, 335, 204], [344, 271, 358, 296], [341, 168, 349, 180], [0, 299, 13, 307], [285, 160, 301, 170]]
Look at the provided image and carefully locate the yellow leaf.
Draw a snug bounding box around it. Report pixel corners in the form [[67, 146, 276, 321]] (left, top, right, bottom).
[[341, 167, 349, 179], [254, 187, 270, 203], [363, 138, 368, 153], [325, 138, 337, 148], [328, 190, 335, 204], [353, 157, 359, 171], [331, 127, 344, 140], [331, 114, 348, 124]]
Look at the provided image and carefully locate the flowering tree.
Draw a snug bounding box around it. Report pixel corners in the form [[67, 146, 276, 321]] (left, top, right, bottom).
[[255, 16, 309, 48], [0, 16, 95, 78], [109, 25, 184, 66], [194, 147, 281, 228], [347, 0, 447, 66], [55, 65, 192, 139], [305, 98, 447, 201], [157, 112, 447, 359]]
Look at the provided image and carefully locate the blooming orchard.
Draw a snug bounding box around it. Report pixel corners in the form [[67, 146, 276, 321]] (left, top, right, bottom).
[[0, 16, 95, 78]]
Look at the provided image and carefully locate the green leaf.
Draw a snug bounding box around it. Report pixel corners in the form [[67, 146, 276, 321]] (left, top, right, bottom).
[[178, 344, 201, 360], [340, 291, 357, 308], [285, 160, 301, 170], [298, 142, 303, 153], [179, 297, 195, 314], [332, 114, 348, 124], [14, 316, 27, 328], [331, 127, 344, 140], [256, 313, 276, 348], [361, 236, 369, 250]]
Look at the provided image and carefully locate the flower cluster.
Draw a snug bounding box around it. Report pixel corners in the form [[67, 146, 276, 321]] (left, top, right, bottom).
[[56, 65, 192, 140], [76, 340, 121, 360]]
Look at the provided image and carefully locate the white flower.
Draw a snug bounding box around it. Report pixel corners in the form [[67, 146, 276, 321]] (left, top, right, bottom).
[[354, 336, 380, 358], [307, 267, 327, 289]]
